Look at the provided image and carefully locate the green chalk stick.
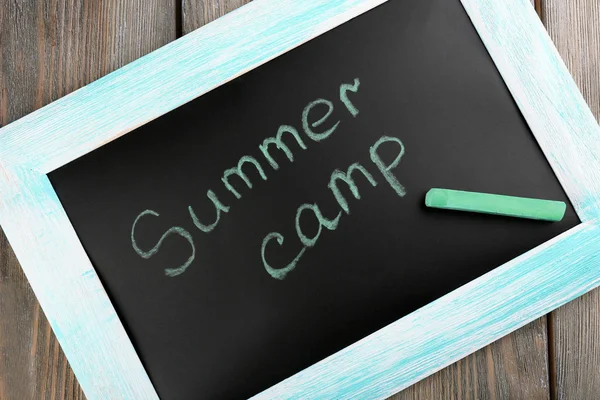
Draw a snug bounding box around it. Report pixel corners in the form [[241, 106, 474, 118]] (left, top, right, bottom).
[[425, 189, 566, 222]]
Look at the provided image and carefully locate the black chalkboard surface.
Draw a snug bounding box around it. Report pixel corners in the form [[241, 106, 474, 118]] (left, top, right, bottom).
[[49, 0, 579, 398]]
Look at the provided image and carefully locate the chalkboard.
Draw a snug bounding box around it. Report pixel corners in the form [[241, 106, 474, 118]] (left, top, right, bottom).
[[49, 0, 579, 398]]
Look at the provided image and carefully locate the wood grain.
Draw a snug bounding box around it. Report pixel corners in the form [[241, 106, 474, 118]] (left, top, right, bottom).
[[543, 0, 600, 122], [1, 0, 596, 398], [182, 0, 252, 34], [0, 228, 84, 400], [543, 1, 600, 399], [0, 1, 176, 399], [394, 318, 550, 400]]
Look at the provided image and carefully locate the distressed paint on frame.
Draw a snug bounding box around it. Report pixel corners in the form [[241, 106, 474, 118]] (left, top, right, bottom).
[[0, 0, 599, 399], [253, 222, 600, 399]]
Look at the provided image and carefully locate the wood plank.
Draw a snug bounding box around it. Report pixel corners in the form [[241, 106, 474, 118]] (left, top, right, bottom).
[[393, 318, 550, 400], [543, 0, 600, 399], [0, 1, 176, 398], [179, 0, 552, 399], [0, 0, 572, 398], [182, 0, 252, 34], [542, 0, 600, 122]]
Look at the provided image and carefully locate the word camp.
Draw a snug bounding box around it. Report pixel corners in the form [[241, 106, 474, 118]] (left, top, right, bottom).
[[131, 78, 406, 279]]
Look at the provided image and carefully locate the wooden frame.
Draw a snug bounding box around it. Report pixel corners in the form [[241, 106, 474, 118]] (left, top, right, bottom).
[[0, 0, 599, 398]]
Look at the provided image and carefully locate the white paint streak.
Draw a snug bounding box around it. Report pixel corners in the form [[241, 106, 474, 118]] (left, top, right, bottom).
[[0, 0, 599, 399]]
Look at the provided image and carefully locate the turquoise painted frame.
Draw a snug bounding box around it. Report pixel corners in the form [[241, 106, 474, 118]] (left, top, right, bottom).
[[0, 0, 599, 398]]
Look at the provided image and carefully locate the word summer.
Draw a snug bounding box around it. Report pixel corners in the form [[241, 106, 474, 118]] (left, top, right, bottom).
[[131, 78, 406, 279]]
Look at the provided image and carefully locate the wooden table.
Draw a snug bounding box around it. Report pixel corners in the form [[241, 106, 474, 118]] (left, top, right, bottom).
[[0, 1, 598, 399]]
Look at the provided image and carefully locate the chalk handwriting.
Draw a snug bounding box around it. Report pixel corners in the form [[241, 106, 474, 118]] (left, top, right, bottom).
[[222, 155, 268, 199], [259, 125, 307, 170], [262, 134, 406, 279], [328, 163, 378, 214], [340, 78, 361, 117], [131, 77, 407, 280], [261, 233, 307, 280], [131, 210, 196, 277], [370, 136, 406, 197], [188, 190, 230, 233], [302, 99, 340, 142], [295, 203, 342, 248]]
